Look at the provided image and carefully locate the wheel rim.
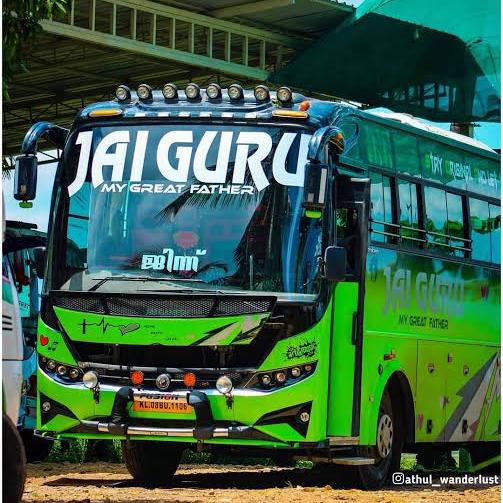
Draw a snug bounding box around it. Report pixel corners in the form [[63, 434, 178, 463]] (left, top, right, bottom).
[[377, 413, 393, 458]]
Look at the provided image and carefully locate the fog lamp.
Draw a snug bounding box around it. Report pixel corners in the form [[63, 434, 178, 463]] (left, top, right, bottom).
[[41, 401, 51, 412], [299, 411, 310, 423], [185, 83, 200, 100], [115, 85, 131, 102], [206, 83, 222, 99], [216, 375, 233, 394], [137, 84, 153, 100], [277, 86, 292, 104], [228, 84, 244, 101], [254, 85, 270, 102], [162, 83, 178, 100], [156, 373, 171, 390], [83, 371, 99, 389]]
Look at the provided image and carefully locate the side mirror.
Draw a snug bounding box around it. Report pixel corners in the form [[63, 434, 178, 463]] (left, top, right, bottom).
[[14, 154, 38, 201], [33, 246, 46, 280], [324, 246, 347, 282]]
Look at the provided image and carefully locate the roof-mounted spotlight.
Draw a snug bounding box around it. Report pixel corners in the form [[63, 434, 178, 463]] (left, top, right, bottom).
[[185, 83, 201, 100], [254, 85, 270, 102], [115, 85, 131, 102], [137, 84, 153, 101], [206, 83, 222, 100], [162, 83, 178, 100], [228, 84, 244, 101], [277, 86, 293, 105]]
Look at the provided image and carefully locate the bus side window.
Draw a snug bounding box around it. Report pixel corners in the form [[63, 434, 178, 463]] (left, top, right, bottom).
[[370, 172, 395, 243], [446, 192, 464, 258], [336, 207, 359, 276], [397, 179, 421, 248], [424, 187, 448, 253], [489, 204, 501, 264], [470, 198, 491, 262]]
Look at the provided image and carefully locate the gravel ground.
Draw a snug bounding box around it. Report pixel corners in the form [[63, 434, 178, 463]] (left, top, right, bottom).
[[23, 462, 500, 503]]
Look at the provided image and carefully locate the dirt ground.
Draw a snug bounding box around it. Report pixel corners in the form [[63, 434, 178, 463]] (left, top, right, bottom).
[[23, 462, 500, 503]]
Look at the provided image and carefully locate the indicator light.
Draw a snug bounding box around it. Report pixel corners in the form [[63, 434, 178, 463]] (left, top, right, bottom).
[[298, 100, 310, 111], [162, 83, 178, 100], [137, 84, 153, 100], [206, 83, 222, 99], [83, 371, 99, 389], [115, 85, 131, 102], [130, 370, 144, 386], [216, 375, 233, 394], [88, 108, 123, 117], [228, 84, 244, 101], [183, 372, 197, 388], [272, 110, 308, 119]]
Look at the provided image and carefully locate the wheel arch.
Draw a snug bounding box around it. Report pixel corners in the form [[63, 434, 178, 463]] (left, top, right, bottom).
[[386, 371, 415, 447]]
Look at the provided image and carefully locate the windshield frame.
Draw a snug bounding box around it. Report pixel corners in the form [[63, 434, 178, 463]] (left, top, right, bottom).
[[44, 119, 332, 303]]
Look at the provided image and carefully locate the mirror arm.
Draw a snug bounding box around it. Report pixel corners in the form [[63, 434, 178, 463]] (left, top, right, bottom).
[[21, 121, 69, 155], [307, 126, 344, 162]]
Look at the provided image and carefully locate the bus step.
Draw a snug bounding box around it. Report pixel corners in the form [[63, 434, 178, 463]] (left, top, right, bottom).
[[310, 455, 375, 466]]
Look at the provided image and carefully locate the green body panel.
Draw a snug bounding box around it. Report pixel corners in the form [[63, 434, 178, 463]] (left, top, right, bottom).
[[327, 282, 358, 436], [360, 245, 500, 445]]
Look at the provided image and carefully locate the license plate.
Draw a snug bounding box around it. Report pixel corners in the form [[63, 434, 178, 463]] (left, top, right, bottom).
[[133, 393, 193, 414]]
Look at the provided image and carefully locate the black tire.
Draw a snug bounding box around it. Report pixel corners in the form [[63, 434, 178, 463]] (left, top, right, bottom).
[[21, 430, 54, 463], [3, 414, 26, 503], [121, 440, 183, 487], [356, 388, 403, 489]]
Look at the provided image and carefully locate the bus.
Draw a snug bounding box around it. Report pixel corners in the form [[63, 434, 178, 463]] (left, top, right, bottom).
[[13, 84, 500, 488]]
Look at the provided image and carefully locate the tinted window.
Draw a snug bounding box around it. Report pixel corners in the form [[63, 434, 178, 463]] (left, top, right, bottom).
[[424, 187, 448, 252], [370, 173, 394, 243], [446, 192, 464, 257], [470, 199, 491, 262], [489, 204, 501, 264], [397, 179, 421, 248]]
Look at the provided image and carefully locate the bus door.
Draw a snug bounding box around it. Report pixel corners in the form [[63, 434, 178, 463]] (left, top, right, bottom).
[[327, 175, 370, 438]]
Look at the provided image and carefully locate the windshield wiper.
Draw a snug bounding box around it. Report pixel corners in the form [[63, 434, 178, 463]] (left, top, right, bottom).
[[88, 275, 208, 292]]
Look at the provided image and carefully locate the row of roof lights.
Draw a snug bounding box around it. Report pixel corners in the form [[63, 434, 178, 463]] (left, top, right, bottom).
[[115, 83, 293, 104]]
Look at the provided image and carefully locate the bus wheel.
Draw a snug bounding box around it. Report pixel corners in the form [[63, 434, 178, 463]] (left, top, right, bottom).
[[3, 413, 27, 503], [122, 440, 183, 487], [357, 388, 403, 489], [21, 429, 54, 463]]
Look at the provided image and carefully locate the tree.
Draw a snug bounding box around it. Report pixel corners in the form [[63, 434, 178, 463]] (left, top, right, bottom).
[[3, 0, 67, 99]]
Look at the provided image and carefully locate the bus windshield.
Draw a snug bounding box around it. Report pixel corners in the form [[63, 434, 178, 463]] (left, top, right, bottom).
[[46, 123, 326, 299]]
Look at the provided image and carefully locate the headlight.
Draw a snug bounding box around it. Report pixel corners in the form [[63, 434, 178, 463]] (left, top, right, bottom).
[[277, 86, 292, 104], [57, 365, 67, 376], [137, 83, 153, 100], [216, 375, 233, 394], [115, 85, 131, 102], [185, 83, 200, 100], [156, 373, 171, 390], [206, 83, 222, 99], [69, 368, 80, 379], [275, 371, 287, 384], [290, 367, 301, 378], [162, 83, 178, 100], [46, 360, 56, 371], [228, 84, 244, 101], [83, 371, 99, 389], [254, 85, 270, 102]]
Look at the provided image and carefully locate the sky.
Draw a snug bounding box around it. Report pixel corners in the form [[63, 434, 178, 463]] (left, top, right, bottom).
[[3, 118, 500, 233]]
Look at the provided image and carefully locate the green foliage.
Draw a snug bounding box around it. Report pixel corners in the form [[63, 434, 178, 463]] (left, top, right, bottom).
[[458, 448, 472, 472], [400, 453, 417, 471], [3, 0, 68, 99]]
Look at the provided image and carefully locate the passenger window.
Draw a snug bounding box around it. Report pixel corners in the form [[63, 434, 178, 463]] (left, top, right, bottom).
[[446, 192, 464, 257], [424, 187, 448, 252], [470, 199, 491, 262], [370, 172, 394, 243], [397, 179, 421, 248], [489, 204, 501, 264]]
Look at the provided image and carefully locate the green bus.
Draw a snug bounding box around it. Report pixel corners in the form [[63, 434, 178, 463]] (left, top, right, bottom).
[[14, 83, 500, 488]]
